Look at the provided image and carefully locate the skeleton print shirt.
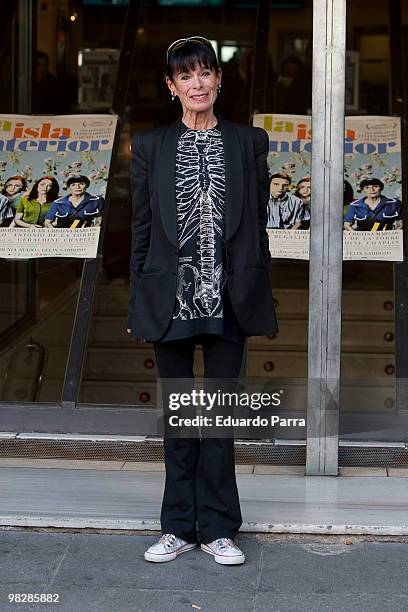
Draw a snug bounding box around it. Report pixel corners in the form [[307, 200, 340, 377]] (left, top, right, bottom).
[[159, 123, 245, 344]]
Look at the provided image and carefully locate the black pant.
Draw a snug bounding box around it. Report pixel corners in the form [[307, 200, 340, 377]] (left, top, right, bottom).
[[154, 334, 245, 544]]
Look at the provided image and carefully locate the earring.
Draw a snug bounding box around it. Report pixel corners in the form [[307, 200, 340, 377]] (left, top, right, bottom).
[[217, 84, 221, 92], [171, 91, 176, 101]]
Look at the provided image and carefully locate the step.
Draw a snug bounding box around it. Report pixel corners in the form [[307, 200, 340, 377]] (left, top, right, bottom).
[[82, 347, 395, 380], [94, 285, 394, 321], [88, 315, 395, 353]]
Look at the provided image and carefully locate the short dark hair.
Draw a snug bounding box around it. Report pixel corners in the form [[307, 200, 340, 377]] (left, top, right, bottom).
[[270, 172, 291, 184], [66, 175, 90, 189], [360, 178, 384, 191], [166, 39, 219, 79]]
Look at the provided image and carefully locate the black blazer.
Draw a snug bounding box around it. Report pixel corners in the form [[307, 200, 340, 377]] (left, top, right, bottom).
[[127, 115, 278, 342]]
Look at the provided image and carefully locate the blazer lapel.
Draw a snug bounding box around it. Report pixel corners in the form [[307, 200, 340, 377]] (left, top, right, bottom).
[[219, 116, 244, 241], [158, 118, 181, 246]]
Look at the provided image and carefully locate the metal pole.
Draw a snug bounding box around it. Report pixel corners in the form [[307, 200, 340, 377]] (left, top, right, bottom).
[[306, 0, 346, 476], [17, 0, 33, 114], [249, 0, 271, 117], [61, 0, 141, 407], [15, 0, 36, 364], [390, 0, 408, 413]]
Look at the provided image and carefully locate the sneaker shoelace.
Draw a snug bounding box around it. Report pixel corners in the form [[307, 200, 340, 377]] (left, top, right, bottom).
[[159, 533, 177, 549], [215, 538, 233, 551]]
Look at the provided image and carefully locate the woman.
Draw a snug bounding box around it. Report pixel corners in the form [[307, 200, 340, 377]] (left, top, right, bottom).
[[343, 178, 402, 231], [294, 176, 311, 229], [343, 180, 354, 218], [3, 175, 27, 211], [127, 36, 277, 566], [0, 175, 27, 226], [14, 176, 59, 228], [44, 175, 103, 228]]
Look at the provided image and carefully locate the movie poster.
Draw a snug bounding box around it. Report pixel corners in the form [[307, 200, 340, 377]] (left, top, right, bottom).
[[253, 114, 403, 261], [0, 114, 117, 259], [343, 116, 402, 261]]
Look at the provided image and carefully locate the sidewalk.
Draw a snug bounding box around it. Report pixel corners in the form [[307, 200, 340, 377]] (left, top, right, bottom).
[[1, 530, 408, 611], [0, 459, 408, 534], [1, 460, 408, 611]]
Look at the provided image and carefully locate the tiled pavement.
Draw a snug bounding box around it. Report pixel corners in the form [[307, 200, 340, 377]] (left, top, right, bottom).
[[1, 530, 408, 611]]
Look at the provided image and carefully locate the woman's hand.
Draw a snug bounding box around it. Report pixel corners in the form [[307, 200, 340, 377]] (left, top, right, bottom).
[[14, 213, 42, 228]]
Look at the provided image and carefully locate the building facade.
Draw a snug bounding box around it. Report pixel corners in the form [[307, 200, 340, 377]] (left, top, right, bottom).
[[0, 0, 407, 473]]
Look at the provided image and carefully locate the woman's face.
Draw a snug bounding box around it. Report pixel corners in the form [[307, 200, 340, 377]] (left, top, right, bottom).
[[69, 181, 87, 196], [5, 179, 24, 196], [363, 184, 382, 198], [167, 64, 221, 115], [298, 182, 311, 198], [37, 179, 53, 195]]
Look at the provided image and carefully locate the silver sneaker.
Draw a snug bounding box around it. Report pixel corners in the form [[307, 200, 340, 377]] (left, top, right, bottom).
[[201, 538, 245, 565], [144, 533, 196, 563]]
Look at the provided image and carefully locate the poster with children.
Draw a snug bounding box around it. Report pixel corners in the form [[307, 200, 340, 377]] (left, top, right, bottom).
[[0, 114, 117, 259], [252, 114, 403, 261]]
